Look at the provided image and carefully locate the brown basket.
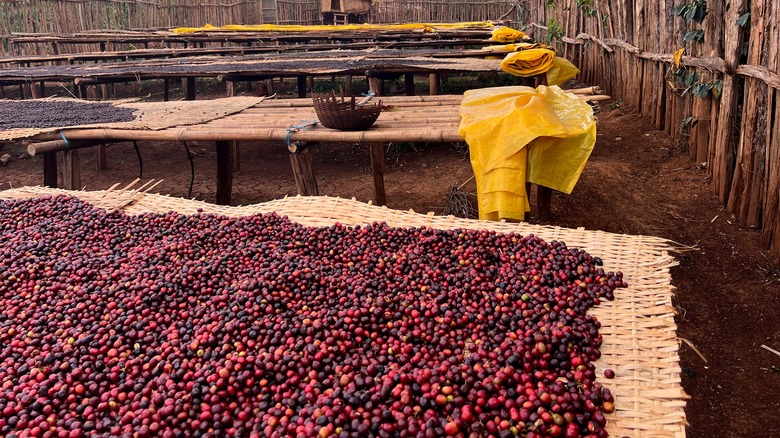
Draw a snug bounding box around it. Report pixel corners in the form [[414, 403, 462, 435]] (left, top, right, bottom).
[[312, 91, 383, 131]]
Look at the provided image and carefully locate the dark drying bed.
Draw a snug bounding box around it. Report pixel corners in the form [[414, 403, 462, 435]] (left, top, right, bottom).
[[0, 100, 136, 129]]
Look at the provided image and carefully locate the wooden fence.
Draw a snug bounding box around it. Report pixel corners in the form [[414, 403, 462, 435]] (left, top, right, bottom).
[[0, 0, 321, 54], [370, 0, 520, 24], [525, 1, 780, 261]]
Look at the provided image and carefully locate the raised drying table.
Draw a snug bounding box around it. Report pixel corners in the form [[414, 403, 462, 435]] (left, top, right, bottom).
[[0, 49, 504, 100]]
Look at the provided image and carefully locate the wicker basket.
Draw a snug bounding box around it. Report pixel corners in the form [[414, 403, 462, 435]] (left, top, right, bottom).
[[312, 92, 383, 131]]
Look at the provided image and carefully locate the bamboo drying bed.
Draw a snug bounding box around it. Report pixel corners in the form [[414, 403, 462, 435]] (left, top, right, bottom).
[[0, 186, 689, 438], [19, 92, 610, 209], [0, 39, 495, 67]]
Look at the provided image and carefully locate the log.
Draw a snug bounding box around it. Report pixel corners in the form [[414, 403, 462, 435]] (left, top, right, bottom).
[[289, 145, 318, 196], [215, 140, 233, 205], [95, 145, 107, 170], [429, 73, 440, 95], [369, 142, 387, 206]]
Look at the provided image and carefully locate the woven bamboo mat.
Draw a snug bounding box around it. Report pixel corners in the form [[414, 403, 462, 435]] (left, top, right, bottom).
[[0, 186, 688, 438], [0, 96, 265, 141]]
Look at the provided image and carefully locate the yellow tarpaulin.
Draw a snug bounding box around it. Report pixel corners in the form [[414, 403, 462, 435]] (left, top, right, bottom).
[[458, 85, 597, 222], [499, 49, 581, 86], [490, 27, 528, 42], [172, 22, 496, 34]]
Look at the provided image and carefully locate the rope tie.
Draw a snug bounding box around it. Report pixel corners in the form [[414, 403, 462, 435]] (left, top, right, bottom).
[[59, 131, 71, 150], [285, 120, 319, 150]]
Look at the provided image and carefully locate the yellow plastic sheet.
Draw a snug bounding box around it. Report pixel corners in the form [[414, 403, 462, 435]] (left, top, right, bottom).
[[490, 27, 528, 42], [172, 22, 495, 34], [500, 48, 556, 77], [500, 50, 581, 86], [480, 42, 548, 54], [545, 57, 580, 86], [458, 86, 597, 221]]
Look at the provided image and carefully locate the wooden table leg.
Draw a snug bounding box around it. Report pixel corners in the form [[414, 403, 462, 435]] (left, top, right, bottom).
[[289, 144, 319, 196], [537, 185, 552, 221], [216, 140, 233, 205], [369, 143, 387, 206], [297, 76, 307, 98], [404, 73, 415, 96], [61, 150, 80, 190], [43, 152, 58, 188], [163, 78, 170, 101], [231, 141, 240, 172], [429, 73, 440, 95], [368, 76, 381, 95], [96, 145, 107, 170], [183, 77, 196, 101], [345, 75, 352, 95], [226, 81, 235, 97]]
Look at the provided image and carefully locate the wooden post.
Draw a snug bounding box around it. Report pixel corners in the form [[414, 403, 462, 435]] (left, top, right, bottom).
[[61, 150, 80, 190], [215, 140, 233, 205], [368, 76, 381, 95], [345, 75, 353, 96], [231, 141, 240, 172], [428, 73, 439, 95], [96, 145, 107, 170], [30, 82, 43, 99], [43, 152, 57, 188], [226, 81, 236, 97], [289, 145, 319, 196], [163, 78, 170, 101], [183, 77, 196, 100], [100, 83, 109, 100], [297, 76, 307, 98], [536, 186, 552, 221], [369, 143, 387, 206], [404, 73, 415, 96]]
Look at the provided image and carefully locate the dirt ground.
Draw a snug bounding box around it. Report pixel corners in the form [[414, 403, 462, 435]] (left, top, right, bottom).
[[1, 82, 779, 437]]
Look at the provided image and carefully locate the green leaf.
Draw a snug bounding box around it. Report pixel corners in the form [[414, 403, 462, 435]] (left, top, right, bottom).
[[673, 4, 688, 17], [736, 12, 750, 27], [691, 4, 708, 23], [683, 29, 705, 43], [712, 80, 723, 99], [684, 70, 700, 87]]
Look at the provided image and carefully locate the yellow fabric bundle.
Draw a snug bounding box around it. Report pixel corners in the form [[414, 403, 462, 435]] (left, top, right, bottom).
[[499, 48, 556, 77], [490, 27, 528, 42], [458, 86, 597, 222], [500, 50, 581, 86], [481, 42, 548, 53], [173, 22, 495, 34]]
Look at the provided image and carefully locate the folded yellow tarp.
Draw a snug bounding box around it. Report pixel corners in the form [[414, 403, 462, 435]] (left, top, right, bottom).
[[458, 85, 597, 222], [481, 42, 548, 53], [490, 27, 528, 42], [499, 49, 581, 86], [172, 22, 495, 34]]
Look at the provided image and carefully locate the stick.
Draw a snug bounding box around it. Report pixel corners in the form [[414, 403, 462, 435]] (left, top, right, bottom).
[[761, 344, 780, 358]]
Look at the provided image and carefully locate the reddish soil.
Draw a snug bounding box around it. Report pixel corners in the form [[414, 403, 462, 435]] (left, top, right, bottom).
[[1, 85, 779, 437]]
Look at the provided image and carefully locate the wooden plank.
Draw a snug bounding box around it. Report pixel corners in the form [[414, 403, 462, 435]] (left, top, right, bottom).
[[289, 145, 318, 196], [369, 142, 386, 206], [215, 140, 233, 205]]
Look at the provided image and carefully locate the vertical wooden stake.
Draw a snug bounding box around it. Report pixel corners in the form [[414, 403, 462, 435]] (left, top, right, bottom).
[[231, 141, 240, 172], [404, 73, 415, 96], [43, 152, 58, 188], [345, 75, 352, 96], [297, 76, 307, 98], [428, 73, 439, 95], [369, 142, 387, 206], [537, 185, 552, 221], [61, 150, 80, 190], [226, 81, 236, 97], [163, 78, 170, 101], [215, 140, 233, 205], [183, 77, 196, 100], [30, 82, 42, 99], [289, 145, 319, 196], [368, 76, 381, 95], [96, 145, 107, 170]]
